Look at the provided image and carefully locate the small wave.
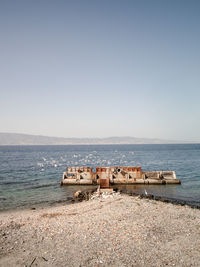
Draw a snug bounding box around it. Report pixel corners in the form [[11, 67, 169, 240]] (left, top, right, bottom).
[[31, 183, 57, 189], [16, 182, 58, 191], [37, 162, 44, 168], [0, 180, 29, 185]]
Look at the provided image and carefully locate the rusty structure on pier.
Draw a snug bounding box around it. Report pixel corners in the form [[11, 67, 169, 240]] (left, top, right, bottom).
[[61, 166, 181, 186]]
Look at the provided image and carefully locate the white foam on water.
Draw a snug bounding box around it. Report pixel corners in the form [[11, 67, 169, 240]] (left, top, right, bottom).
[[60, 156, 65, 161], [37, 162, 44, 168]]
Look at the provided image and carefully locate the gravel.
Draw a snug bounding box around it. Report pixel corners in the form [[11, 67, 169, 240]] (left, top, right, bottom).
[[0, 193, 200, 266]]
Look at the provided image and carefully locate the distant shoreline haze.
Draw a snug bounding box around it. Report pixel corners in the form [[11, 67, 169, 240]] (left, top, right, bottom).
[[0, 133, 197, 145]]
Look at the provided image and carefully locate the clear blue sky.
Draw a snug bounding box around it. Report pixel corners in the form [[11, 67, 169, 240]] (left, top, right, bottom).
[[0, 0, 200, 141]]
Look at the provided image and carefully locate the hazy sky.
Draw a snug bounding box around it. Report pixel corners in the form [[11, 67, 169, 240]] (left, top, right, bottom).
[[0, 0, 200, 141]]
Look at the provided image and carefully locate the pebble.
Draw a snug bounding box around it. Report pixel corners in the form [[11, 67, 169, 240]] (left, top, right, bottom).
[[0, 194, 200, 266]]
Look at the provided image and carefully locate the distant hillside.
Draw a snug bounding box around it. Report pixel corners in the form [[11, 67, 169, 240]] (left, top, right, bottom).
[[0, 132, 183, 145]]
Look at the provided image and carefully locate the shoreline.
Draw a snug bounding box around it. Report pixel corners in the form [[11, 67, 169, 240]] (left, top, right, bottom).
[[127, 191, 200, 209], [1, 188, 200, 214], [0, 193, 200, 266]]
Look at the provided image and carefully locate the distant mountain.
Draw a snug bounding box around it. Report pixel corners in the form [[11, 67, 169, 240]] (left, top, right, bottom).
[[0, 132, 188, 145]]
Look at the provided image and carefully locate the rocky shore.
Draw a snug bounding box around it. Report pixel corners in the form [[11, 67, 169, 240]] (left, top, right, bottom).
[[0, 192, 200, 266]]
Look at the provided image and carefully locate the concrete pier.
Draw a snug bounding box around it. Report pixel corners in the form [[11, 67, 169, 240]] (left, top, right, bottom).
[[61, 166, 181, 186]]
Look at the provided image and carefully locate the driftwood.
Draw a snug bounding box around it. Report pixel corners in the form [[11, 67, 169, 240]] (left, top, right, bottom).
[[29, 257, 36, 267]]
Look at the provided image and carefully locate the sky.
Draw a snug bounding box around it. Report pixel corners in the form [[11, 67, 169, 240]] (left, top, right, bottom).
[[0, 0, 200, 141]]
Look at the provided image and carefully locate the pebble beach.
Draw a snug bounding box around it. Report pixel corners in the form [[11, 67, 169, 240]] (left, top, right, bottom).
[[0, 193, 200, 267]]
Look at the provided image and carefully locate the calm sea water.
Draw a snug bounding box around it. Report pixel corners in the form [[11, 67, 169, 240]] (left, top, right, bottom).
[[0, 144, 200, 211]]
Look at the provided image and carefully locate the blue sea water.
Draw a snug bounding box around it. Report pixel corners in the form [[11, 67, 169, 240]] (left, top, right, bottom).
[[0, 144, 200, 211]]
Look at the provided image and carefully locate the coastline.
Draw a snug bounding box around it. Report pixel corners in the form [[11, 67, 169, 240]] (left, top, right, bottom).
[[0, 194, 200, 266], [1, 187, 200, 213]]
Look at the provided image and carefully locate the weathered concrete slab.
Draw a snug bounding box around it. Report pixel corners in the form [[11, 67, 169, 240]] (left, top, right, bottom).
[[61, 166, 181, 186]]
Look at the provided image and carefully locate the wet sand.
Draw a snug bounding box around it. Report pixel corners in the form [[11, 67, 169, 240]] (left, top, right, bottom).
[[0, 194, 200, 267]]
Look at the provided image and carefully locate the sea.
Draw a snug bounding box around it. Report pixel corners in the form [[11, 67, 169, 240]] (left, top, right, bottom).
[[0, 144, 200, 211]]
